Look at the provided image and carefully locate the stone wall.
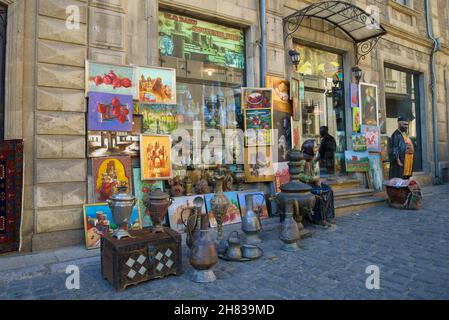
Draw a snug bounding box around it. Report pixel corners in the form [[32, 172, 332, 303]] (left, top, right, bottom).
[[1, 0, 448, 251]]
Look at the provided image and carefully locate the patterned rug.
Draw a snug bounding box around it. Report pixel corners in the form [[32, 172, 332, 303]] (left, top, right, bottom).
[[0, 140, 24, 254]]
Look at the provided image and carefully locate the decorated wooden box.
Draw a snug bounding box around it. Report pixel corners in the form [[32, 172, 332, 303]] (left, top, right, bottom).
[[101, 228, 182, 291]]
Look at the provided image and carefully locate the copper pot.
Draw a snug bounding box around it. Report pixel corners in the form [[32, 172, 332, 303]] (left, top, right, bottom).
[[143, 188, 172, 233]]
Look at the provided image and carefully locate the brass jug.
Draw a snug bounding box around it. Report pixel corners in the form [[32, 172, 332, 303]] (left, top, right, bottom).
[[279, 200, 301, 251], [182, 196, 204, 249], [189, 210, 218, 283], [241, 194, 263, 244]]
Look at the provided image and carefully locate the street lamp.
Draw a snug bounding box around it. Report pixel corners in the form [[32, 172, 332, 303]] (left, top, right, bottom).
[[352, 66, 363, 84], [289, 49, 301, 71]]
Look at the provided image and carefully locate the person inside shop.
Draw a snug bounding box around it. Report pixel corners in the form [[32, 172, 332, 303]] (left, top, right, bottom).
[[316, 126, 337, 175], [298, 139, 336, 227], [389, 116, 415, 179]]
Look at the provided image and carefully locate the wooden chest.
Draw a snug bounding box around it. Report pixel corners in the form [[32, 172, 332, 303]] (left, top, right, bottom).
[[101, 228, 182, 291]]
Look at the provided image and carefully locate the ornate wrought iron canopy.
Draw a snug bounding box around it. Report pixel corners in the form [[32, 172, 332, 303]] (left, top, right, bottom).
[[283, 1, 387, 64]]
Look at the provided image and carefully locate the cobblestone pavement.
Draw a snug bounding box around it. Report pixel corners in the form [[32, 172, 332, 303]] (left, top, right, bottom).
[[1, 184, 449, 300]]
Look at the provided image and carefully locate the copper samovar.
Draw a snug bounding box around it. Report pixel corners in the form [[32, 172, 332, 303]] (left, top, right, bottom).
[[142, 188, 173, 233], [107, 186, 137, 240]]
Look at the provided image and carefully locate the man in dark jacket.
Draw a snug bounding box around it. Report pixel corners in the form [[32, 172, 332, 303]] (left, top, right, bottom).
[[389, 117, 415, 179], [318, 126, 337, 175]]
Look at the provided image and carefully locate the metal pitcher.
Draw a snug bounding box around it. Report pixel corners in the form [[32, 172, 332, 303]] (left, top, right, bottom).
[[279, 200, 301, 251], [225, 231, 242, 260], [182, 196, 204, 249], [241, 194, 264, 244]]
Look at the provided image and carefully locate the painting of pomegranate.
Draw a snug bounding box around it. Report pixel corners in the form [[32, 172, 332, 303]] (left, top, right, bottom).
[[86, 61, 136, 97], [88, 92, 133, 132]]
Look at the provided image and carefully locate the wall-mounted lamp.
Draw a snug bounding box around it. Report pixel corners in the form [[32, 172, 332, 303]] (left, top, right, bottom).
[[352, 66, 363, 84], [289, 49, 301, 71]]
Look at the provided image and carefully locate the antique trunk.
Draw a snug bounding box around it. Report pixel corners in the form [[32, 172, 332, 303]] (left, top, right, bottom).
[[101, 228, 182, 291]]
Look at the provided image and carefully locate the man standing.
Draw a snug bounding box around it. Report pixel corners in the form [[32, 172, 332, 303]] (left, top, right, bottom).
[[389, 117, 415, 179], [317, 126, 337, 175]]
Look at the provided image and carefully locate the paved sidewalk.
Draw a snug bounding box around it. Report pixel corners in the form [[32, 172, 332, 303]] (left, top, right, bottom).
[[1, 184, 449, 300]]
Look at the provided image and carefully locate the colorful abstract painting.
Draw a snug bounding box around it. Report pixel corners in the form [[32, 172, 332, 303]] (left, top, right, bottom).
[[0, 140, 24, 254], [140, 134, 172, 180], [241, 88, 273, 109], [237, 191, 269, 219], [344, 151, 370, 173], [266, 76, 291, 113], [362, 125, 381, 152], [167, 196, 207, 233], [132, 168, 165, 228], [138, 66, 176, 104], [244, 109, 273, 146], [91, 156, 132, 203], [83, 202, 142, 250], [204, 192, 242, 228], [88, 92, 133, 132], [86, 61, 136, 97]]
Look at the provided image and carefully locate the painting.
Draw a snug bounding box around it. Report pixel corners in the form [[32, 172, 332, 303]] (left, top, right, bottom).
[[368, 153, 384, 192], [132, 168, 165, 228], [266, 76, 291, 113], [344, 151, 370, 173], [86, 61, 136, 97], [167, 196, 207, 233], [274, 162, 290, 194], [359, 83, 379, 127], [273, 111, 291, 162], [159, 11, 245, 70], [204, 192, 242, 228], [351, 83, 359, 108], [88, 92, 133, 132], [380, 135, 389, 162], [244, 146, 274, 183], [291, 117, 301, 150], [241, 88, 273, 109], [244, 108, 273, 146], [352, 133, 367, 152], [362, 125, 381, 152], [237, 191, 269, 219], [353, 107, 361, 133], [91, 156, 132, 202], [140, 134, 172, 180], [83, 202, 142, 250], [140, 104, 178, 134], [138, 66, 176, 104]]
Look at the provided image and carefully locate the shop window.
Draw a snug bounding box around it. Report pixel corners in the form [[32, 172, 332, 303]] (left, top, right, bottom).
[[0, 4, 6, 140], [384, 66, 422, 171]]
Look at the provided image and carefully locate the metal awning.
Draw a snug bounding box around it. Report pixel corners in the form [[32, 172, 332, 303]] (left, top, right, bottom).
[[283, 1, 387, 64]]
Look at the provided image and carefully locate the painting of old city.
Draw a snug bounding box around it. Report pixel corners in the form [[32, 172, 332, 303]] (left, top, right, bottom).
[[138, 66, 176, 104], [140, 134, 172, 180]]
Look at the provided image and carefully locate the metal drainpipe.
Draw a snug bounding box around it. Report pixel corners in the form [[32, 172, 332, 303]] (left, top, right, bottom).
[[424, 0, 441, 183], [260, 0, 266, 87]]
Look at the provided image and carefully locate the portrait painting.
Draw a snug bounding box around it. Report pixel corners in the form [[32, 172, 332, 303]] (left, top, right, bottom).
[[88, 92, 133, 132], [83, 202, 142, 250], [237, 191, 269, 219], [132, 168, 165, 228], [344, 151, 370, 173], [140, 134, 172, 180], [138, 66, 176, 104], [241, 88, 273, 109], [167, 196, 207, 233], [244, 146, 274, 183], [91, 156, 132, 203], [265, 76, 291, 113], [244, 108, 273, 146], [204, 192, 242, 228], [86, 61, 136, 97], [359, 83, 379, 127], [361, 125, 381, 152], [273, 111, 291, 162]]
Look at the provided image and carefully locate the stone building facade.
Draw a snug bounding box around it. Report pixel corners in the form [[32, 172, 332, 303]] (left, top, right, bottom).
[[0, 0, 448, 252]]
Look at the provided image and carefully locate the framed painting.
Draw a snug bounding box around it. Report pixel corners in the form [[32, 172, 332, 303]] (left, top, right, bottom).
[[241, 88, 273, 109], [237, 191, 269, 219], [291, 117, 301, 150], [244, 108, 273, 146], [368, 153, 384, 192], [140, 134, 172, 180], [274, 162, 290, 194], [86, 61, 136, 97], [137, 66, 176, 104], [167, 196, 207, 233], [244, 146, 275, 183], [88, 92, 133, 132], [87, 131, 140, 158], [353, 107, 361, 133], [265, 76, 291, 113], [204, 192, 242, 228], [344, 151, 370, 173], [359, 82, 379, 127], [380, 135, 389, 162], [140, 104, 178, 134], [132, 168, 165, 228], [83, 202, 142, 250], [350, 83, 359, 109], [361, 125, 381, 152], [91, 156, 133, 202], [352, 133, 367, 152], [273, 111, 291, 162]]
